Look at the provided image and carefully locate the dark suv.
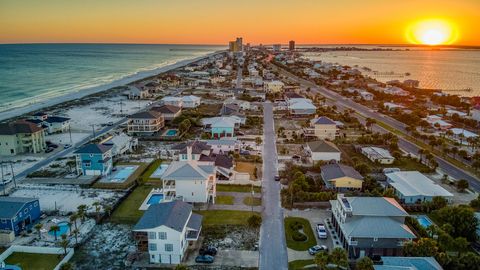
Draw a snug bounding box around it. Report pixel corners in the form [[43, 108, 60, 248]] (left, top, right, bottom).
[[199, 246, 218, 256]]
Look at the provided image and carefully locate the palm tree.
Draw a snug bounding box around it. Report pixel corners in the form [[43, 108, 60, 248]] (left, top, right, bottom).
[[77, 204, 88, 224], [50, 225, 60, 241], [92, 201, 101, 223], [102, 204, 112, 218], [329, 247, 348, 268], [34, 223, 43, 239], [314, 251, 329, 269], [72, 228, 80, 245], [59, 234, 69, 255], [69, 214, 78, 232]]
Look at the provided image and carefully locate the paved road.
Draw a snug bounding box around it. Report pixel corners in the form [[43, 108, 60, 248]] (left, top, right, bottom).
[[259, 102, 288, 270], [271, 63, 480, 189]]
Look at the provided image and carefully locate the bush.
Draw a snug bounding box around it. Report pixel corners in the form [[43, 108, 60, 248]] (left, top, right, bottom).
[[292, 231, 307, 241], [247, 214, 262, 228]]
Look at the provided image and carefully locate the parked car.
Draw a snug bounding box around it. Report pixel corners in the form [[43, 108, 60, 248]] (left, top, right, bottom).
[[107, 121, 114, 126], [64, 144, 72, 149], [45, 147, 54, 153], [274, 175, 280, 181], [308, 245, 328, 255], [46, 141, 58, 148], [195, 255, 214, 264], [199, 246, 218, 256], [316, 223, 327, 239]]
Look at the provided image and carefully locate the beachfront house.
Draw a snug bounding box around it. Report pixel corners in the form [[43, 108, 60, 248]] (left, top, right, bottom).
[[133, 201, 202, 265], [386, 171, 453, 204], [43, 116, 71, 134], [330, 194, 416, 259], [263, 80, 284, 93], [181, 95, 201, 108], [288, 98, 317, 116], [127, 110, 165, 136], [361, 146, 395, 164], [201, 116, 244, 139], [203, 139, 238, 154], [74, 144, 113, 176], [151, 105, 182, 121], [0, 120, 46, 156], [0, 197, 41, 235], [305, 140, 341, 162], [161, 96, 183, 108], [127, 85, 150, 100], [303, 116, 337, 140], [100, 133, 138, 156], [320, 163, 364, 190]]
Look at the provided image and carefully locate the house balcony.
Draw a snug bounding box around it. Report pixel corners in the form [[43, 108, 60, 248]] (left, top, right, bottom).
[[302, 127, 315, 137], [163, 183, 176, 191], [186, 229, 201, 241], [348, 240, 358, 246]]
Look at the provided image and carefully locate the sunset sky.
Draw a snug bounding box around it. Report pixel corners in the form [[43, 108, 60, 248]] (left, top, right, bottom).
[[1, 0, 479, 45]]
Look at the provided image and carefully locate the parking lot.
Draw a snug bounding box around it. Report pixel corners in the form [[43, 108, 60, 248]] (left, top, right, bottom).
[[285, 208, 334, 261]]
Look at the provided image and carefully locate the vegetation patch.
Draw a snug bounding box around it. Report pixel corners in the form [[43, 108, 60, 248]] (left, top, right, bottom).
[[235, 161, 257, 178], [288, 259, 315, 270], [216, 195, 235, 205], [243, 197, 262, 206], [196, 210, 260, 226], [5, 252, 62, 270], [217, 184, 261, 193], [109, 184, 161, 224], [284, 217, 317, 251]]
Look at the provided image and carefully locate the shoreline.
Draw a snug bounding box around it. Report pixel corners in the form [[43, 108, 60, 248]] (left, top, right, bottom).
[[0, 50, 224, 122]]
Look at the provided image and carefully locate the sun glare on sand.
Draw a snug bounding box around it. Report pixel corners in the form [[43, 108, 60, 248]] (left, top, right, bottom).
[[407, 19, 458, 45]]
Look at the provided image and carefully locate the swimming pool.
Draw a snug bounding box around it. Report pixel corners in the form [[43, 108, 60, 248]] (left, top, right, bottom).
[[147, 194, 164, 205], [100, 165, 139, 183], [48, 221, 69, 237], [416, 215, 434, 228], [151, 164, 169, 178], [163, 129, 178, 136], [2, 265, 22, 270]]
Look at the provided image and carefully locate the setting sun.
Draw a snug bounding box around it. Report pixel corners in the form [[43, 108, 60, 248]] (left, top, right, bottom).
[[407, 19, 458, 45]]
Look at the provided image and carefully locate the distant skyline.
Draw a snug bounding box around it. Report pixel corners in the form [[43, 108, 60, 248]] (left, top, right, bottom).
[[1, 0, 479, 45]]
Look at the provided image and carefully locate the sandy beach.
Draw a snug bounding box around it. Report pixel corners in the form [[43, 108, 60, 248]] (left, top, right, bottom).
[[0, 50, 222, 122]]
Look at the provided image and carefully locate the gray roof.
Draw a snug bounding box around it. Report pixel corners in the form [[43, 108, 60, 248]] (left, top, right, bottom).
[[386, 171, 453, 198], [375, 257, 443, 270], [74, 144, 112, 154], [162, 161, 215, 181], [321, 163, 363, 181], [187, 213, 203, 231], [307, 140, 340, 153], [342, 216, 415, 239], [342, 197, 409, 217], [133, 201, 193, 232], [129, 110, 162, 119], [152, 105, 181, 114], [314, 116, 336, 125], [0, 197, 38, 219], [172, 141, 211, 154]]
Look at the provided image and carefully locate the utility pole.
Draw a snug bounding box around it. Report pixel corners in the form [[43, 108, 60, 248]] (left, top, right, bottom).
[[91, 124, 96, 139], [68, 125, 73, 144], [10, 162, 16, 188]]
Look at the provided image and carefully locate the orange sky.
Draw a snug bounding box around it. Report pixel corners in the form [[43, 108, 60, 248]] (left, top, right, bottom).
[[1, 0, 479, 45]]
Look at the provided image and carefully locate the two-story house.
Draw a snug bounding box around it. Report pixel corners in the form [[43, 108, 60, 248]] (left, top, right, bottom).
[[160, 146, 217, 203], [151, 105, 182, 121], [127, 110, 165, 136], [74, 144, 113, 176], [0, 120, 46, 156], [201, 116, 244, 139], [0, 197, 41, 235], [133, 201, 202, 264], [303, 116, 337, 140], [330, 194, 416, 259]]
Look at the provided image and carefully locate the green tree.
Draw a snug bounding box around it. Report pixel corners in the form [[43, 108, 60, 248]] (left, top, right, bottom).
[[329, 247, 348, 268], [314, 251, 329, 269], [77, 204, 88, 223], [247, 214, 262, 228], [92, 201, 101, 222], [456, 179, 469, 192], [50, 225, 60, 241], [59, 234, 69, 255], [403, 238, 438, 257], [34, 223, 43, 239], [437, 205, 478, 241], [356, 256, 374, 270]]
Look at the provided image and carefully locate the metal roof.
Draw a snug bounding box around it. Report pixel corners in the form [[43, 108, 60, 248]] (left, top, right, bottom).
[[386, 171, 453, 198], [74, 143, 112, 154], [0, 197, 38, 219], [321, 163, 363, 181], [133, 201, 193, 232]]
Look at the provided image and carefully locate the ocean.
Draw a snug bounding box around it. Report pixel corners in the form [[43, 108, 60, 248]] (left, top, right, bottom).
[[303, 46, 480, 97], [0, 44, 225, 113]]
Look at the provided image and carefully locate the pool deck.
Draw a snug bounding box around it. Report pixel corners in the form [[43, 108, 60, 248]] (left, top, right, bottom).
[[139, 188, 169, 210]]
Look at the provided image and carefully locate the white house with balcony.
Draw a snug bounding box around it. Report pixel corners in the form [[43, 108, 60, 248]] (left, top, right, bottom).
[[303, 116, 337, 140], [133, 201, 202, 264], [159, 146, 217, 203]]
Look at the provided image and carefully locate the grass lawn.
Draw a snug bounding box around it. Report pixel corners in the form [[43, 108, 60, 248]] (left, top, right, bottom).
[[110, 184, 160, 224], [243, 197, 262, 206], [5, 252, 62, 270], [284, 217, 317, 251], [235, 161, 257, 178], [216, 195, 234, 205], [196, 210, 259, 226], [289, 259, 316, 270], [217, 184, 261, 193], [141, 159, 163, 182]]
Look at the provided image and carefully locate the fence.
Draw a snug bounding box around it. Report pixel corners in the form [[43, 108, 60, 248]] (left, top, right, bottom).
[[0, 245, 74, 270]]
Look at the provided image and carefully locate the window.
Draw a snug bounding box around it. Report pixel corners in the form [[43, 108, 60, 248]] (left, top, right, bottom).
[[158, 232, 167, 240], [148, 232, 156, 239], [1, 219, 6, 224], [373, 237, 378, 242], [24, 209, 28, 214], [165, 244, 173, 252], [149, 243, 157, 251]]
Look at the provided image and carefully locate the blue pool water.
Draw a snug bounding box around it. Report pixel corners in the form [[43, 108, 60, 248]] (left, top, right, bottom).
[[3, 265, 22, 270], [147, 194, 164, 205], [151, 164, 169, 178], [416, 215, 434, 228], [101, 165, 138, 183], [114, 166, 136, 180], [48, 221, 69, 236], [165, 129, 178, 136]]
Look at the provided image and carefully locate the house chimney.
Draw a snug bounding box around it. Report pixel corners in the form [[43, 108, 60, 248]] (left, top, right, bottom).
[[187, 146, 192, 161]]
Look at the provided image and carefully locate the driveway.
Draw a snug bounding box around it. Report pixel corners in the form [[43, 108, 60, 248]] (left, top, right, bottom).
[[185, 250, 259, 268], [259, 102, 289, 270]]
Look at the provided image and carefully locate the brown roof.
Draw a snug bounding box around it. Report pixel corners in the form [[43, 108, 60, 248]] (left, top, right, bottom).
[[151, 105, 181, 114], [0, 120, 44, 135], [129, 110, 163, 119]]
